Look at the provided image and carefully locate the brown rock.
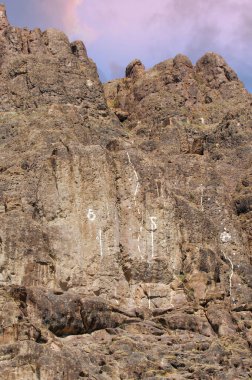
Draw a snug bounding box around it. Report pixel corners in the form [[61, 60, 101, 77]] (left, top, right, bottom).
[[125, 58, 145, 79], [0, 4, 9, 30], [195, 52, 238, 88], [0, 5, 252, 380]]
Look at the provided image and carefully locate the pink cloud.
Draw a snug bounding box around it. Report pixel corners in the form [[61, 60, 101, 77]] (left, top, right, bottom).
[[28, 0, 252, 86], [38, 0, 252, 63], [39, 0, 97, 42], [63, 0, 82, 32], [68, 0, 252, 81]]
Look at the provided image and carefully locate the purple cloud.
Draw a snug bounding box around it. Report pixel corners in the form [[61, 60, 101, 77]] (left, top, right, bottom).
[[4, 0, 252, 88]]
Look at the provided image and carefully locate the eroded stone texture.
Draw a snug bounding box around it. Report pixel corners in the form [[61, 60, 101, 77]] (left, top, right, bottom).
[[0, 5, 252, 380]]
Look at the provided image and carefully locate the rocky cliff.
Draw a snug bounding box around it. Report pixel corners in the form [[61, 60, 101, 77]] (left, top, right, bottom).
[[0, 5, 251, 379]]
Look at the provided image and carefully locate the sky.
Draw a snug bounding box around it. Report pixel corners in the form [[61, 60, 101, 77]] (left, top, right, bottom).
[[3, 0, 252, 91]]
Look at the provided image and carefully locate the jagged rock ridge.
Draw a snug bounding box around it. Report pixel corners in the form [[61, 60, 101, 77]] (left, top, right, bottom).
[[0, 5, 251, 380]]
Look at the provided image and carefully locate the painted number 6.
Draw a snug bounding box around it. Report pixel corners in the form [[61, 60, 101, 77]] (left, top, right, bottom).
[[87, 208, 96, 221]]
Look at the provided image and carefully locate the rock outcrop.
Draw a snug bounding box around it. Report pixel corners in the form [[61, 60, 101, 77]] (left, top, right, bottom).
[[0, 5, 251, 379]]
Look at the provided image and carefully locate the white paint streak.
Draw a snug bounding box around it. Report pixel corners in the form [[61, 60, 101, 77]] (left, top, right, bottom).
[[199, 184, 204, 211], [137, 242, 141, 254], [151, 231, 154, 258], [148, 288, 151, 309], [106, 202, 110, 216], [126, 151, 140, 202], [220, 228, 234, 300], [223, 251, 234, 299], [137, 226, 143, 258], [160, 183, 164, 198], [134, 182, 140, 198], [150, 217, 157, 259], [114, 288, 119, 304], [96, 229, 104, 257]]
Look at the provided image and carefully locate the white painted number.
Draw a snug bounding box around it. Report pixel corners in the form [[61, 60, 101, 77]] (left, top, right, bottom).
[[87, 208, 96, 221], [150, 216, 157, 231]]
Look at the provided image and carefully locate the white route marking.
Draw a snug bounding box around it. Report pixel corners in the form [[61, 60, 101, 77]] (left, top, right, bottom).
[[148, 288, 151, 309], [126, 152, 140, 203], [96, 229, 104, 257], [150, 217, 158, 259], [87, 208, 96, 222], [223, 251, 234, 299], [199, 184, 204, 211]]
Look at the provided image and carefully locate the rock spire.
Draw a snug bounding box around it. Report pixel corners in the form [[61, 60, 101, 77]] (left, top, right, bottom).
[[0, 4, 9, 30]]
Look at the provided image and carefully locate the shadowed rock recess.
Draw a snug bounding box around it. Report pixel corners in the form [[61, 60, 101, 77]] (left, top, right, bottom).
[[0, 5, 251, 380]]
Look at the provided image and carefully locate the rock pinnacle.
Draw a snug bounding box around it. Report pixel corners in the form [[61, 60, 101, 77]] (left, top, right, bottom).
[[0, 4, 9, 30]]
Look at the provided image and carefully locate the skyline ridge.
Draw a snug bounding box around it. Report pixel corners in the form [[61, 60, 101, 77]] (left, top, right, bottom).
[[2, 0, 252, 91]]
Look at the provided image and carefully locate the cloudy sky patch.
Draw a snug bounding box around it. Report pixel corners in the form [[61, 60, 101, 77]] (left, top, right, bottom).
[[4, 0, 252, 90]]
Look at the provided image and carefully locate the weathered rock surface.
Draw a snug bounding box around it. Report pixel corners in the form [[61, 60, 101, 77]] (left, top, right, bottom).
[[0, 5, 252, 379]]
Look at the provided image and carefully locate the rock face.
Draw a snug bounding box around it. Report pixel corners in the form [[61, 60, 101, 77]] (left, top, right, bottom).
[[0, 5, 252, 379]]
